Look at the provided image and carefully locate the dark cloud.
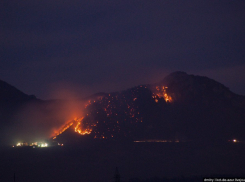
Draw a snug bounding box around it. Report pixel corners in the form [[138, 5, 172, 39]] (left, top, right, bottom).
[[1, 0, 245, 99]]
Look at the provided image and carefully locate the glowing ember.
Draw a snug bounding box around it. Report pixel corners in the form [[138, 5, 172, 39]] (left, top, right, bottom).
[[152, 85, 172, 103], [74, 117, 92, 135]]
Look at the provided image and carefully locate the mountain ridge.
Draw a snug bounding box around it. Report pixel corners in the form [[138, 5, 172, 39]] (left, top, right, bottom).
[[0, 79, 37, 101], [0, 72, 245, 145], [51, 72, 245, 143]]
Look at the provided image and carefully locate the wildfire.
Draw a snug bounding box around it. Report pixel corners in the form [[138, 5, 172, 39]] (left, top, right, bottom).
[[74, 117, 92, 135], [152, 86, 172, 103], [52, 117, 93, 139], [52, 85, 172, 141], [53, 121, 74, 139]]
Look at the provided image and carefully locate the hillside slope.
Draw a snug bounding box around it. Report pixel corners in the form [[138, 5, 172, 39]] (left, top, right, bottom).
[[55, 72, 245, 143]]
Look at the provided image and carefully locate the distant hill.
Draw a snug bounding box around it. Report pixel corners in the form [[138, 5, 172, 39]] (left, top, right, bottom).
[[0, 80, 37, 102], [158, 71, 245, 141], [161, 71, 245, 107], [0, 79, 38, 122], [0, 79, 38, 144], [55, 72, 245, 143]]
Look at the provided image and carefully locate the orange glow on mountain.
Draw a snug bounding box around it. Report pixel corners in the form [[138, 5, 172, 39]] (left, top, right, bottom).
[[52, 85, 172, 140], [152, 85, 172, 103], [74, 117, 92, 135], [52, 121, 74, 139], [52, 117, 93, 139]]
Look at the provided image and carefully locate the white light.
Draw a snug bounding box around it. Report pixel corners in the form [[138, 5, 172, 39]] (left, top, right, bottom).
[[40, 143, 48, 147]]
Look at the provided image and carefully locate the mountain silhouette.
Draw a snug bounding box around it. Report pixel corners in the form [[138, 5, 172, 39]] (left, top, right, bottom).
[[0, 79, 38, 144], [0, 79, 37, 122], [54, 72, 245, 143], [1, 72, 245, 145]]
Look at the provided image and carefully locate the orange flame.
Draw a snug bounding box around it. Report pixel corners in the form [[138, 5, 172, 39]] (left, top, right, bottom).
[[52, 117, 93, 139], [153, 86, 172, 103], [74, 117, 92, 135], [52, 121, 74, 139], [52, 98, 99, 139]]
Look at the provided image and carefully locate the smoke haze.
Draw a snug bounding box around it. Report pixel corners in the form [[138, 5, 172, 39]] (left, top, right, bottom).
[[7, 88, 86, 144]]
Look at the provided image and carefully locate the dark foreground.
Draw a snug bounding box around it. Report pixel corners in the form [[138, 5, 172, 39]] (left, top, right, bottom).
[[0, 141, 244, 182]]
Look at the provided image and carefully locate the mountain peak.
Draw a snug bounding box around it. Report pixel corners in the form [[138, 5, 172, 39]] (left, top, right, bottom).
[[160, 71, 239, 104], [0, 79, 36, 101], [161, 71, 190, 84]]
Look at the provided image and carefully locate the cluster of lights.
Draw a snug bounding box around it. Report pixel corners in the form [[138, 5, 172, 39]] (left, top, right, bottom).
[[14, 142, 49, 148], [58, 143, 64, 146]]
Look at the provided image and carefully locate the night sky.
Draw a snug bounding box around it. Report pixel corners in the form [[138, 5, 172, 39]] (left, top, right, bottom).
[[1, 0, 245, 99]]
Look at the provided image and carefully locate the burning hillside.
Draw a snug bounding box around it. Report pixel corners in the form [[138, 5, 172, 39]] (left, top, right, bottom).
[[52, 85, 173, 141], [3, 72, 245, 145], [52, 72, 245, 143]]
